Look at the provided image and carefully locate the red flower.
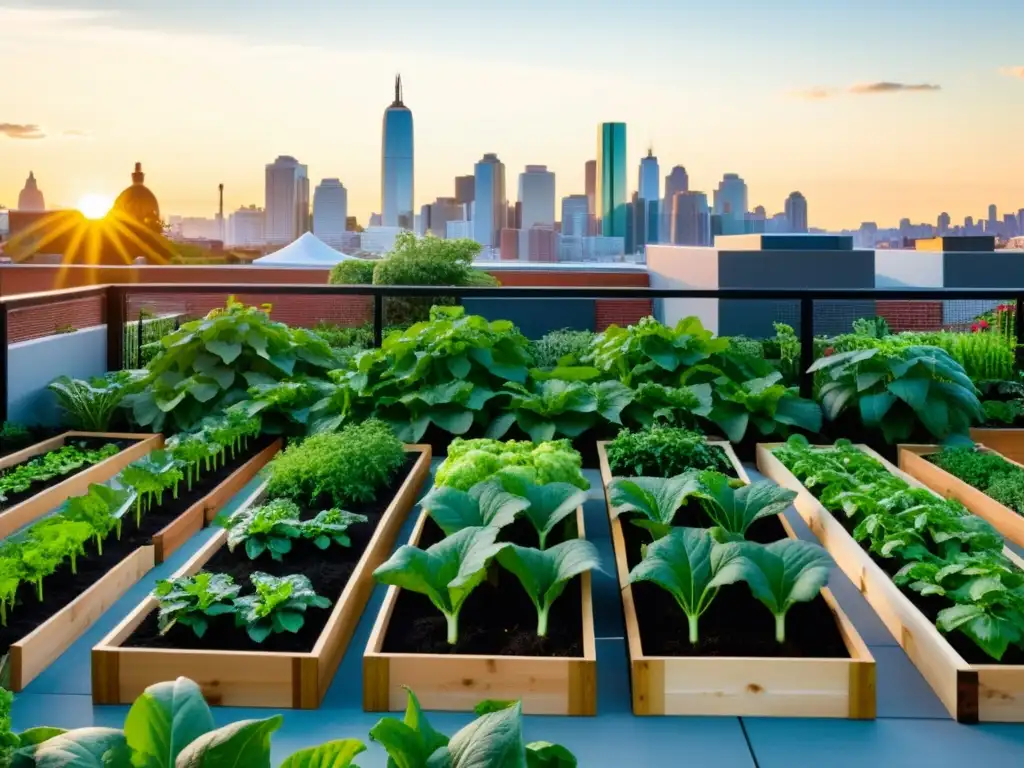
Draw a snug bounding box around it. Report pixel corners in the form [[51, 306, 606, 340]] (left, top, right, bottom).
[[980, 319, 990, 329], [997, 304, 1008, 313], [971, 323, 980, 333], [823, 347, 834, 357]]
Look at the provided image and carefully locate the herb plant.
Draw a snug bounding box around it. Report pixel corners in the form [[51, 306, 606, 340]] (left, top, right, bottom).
[[266, 419, 406, 508], [234, 572, 332, 643], [221, 499, 305, 561], [373, 526, 507, 645], [434, 438, 589, 492], [153, 573, 241, 638], [529, 329, 596, 368], [605, 426, 733, 477], [929, 447, 1024, 516], [496, 540, 601, 637]]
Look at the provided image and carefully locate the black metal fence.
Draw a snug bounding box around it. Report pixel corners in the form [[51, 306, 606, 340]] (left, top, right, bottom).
[[2, 283, 1023, 424]]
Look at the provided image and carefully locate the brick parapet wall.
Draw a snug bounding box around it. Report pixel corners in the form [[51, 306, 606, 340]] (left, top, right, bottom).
[[875, 300, 944, 332]]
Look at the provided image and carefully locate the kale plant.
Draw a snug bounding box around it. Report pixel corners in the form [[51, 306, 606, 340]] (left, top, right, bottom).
[[153, 573, 241, 638], [234, 572, 332, 643], [221, 499, 304, 561]]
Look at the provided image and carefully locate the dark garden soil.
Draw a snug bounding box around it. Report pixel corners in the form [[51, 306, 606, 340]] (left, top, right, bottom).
[[0, 427, 62, 461], [124, 451, 422, 654], [793, 475, 1024, 666], [0, 435, 276, 656], [0, 438, 139, 514], [621, 503, 851, 659], [381, 513, 585, 658]]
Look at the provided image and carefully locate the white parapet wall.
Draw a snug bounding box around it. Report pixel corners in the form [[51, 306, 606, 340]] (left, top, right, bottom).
[[8, 325, 107, 426], [645, 244, 719, 333]]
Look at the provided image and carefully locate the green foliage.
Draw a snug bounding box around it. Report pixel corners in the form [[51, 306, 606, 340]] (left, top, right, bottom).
[[266, 419, 406, 508], [914, 329, 1016, 382], [606, 426, 732, 478], [434, 438, 588, 492], [628, 527, 749, 644], [852, 316, 891, 339], [47, 370, 143, 431], [769, 322, 801, 386], [0, 442, 119, 504], [708, 371, 822, 442], [693, 472, 797, 542], [529, 329, 595, 369], [421, 478, 531, 536], [300, 508, 369, 551], [500, 379, 632, 443], [776, 436, 1024, 660], [120, 450, 184, 526], [496, 540, 600, 636], [373, 526, 507, 645], [154, 573, 240, 638], [982, 398, 1024, 425], [516, 482, 589, 550], [128, 297, 336, 433], [608, 473, 706, 540], [233, 572, 332, 644], [222, 499, 305, 561], [811, 344, 984, 443], [65, 483, 136, 555], [930, 447, 1024, 515], [625, 381, 712, 429], [327, 258, 376, 286]]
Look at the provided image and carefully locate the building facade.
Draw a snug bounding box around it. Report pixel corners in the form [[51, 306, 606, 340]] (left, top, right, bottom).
[[227, 206, 265, 248], [381, 75, 414, 230], [473, 153, 506, 249], [784, 191, 808, 233], [637, 149, 660, 248], [264, 155, 309, 246], [561, 195, 589, 238], [596, 122, 627, 240], [672, 191, 711, 246], [455, 175, 475, 208], [714, 173, 748, 220], [312, 179, 349, 248], [518, 165, 556, 231], [17, 172, 45, 212], [661, 165, 688, 242], [584, 159, 597, 220]]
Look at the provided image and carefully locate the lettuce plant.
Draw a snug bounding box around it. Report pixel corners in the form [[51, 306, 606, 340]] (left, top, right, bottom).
[[300, 508, 368, 550], [434, 438, 589, 492], [628, 527, 748, 644], [607, 473, 705, 540], [496, 540, 600, 637], [119, 450, 184, 526], [421, 478, 531, 537], [373, 526, 507, 645], [0, 442, 119, 504], [65, 483, 135, 554], [732, 539, 833, 643], [153, 572, 241, 638], [234, 572, 332, 643], [517, 482, 589, 550], [221, 499, 304, 561], [626, 381, 712, 428], [695, 472, 797, 541]]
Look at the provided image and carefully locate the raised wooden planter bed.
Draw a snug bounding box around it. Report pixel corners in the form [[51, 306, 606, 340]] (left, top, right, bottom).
[[899, 444, 1024, 549], [970, 428, 1024, 465], [599, 441, 876, 718], [0, 431, 163, 540], [758, 442, 1024, 722], [91, 445, 432, 709], [362, 508, 597, 716]]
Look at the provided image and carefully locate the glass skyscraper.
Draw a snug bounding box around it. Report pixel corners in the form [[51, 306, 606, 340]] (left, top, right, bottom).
[[637, 148, 660, 246], [381, 75, 414, 230], [474, 153, 506, 249], [596, 123, 627, 239]]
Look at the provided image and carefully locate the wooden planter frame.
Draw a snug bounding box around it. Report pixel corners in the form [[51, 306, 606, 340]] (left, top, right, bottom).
[[91, 445, 432, 709], [362, 509, 597, 716], [0, 432, 163, 540], [970, 428, 1024, 465], [758, 441, 1024, 722], [599, 441, 876, 719], [899, 444, 1024, 549]]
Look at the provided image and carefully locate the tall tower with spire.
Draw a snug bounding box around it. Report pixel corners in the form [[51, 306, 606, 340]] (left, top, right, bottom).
[[17, 172, 45, 211], [637, 147, 660, 247], [381, 73, 414, 229]]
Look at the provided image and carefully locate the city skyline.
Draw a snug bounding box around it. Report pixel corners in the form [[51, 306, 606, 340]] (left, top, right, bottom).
[[1, 1, 1022, 229]]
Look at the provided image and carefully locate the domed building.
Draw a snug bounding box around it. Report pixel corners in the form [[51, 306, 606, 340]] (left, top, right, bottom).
[[113, 162, 162, 234]]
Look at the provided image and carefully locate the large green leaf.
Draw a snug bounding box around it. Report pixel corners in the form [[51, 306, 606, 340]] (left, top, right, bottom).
[[205, 339, 242, 365], [425, 703, 527, 768], [421, 480, 530, 536], [592, 381, 633, 425], [859, 392, 897, 426], [518, 482, 589, 549], [173, 716, 281, 768], [607, 473, 704, 539], [773, 396, 822, 433], [525, 742, 577, 768], [696, 473, 796, 540], [430, 409, 474, 436], [14, 728, 130, 768], [887, 377, 930, 411], [278, 740, 367, 768], [369, 687, 449, 768], [124, 677, 215, 768], [820, 381, 856, 422]]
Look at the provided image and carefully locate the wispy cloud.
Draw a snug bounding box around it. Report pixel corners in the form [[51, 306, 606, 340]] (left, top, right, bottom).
[[791, 82, 941, 100], [0, 123, 45, 139], [61, 129, 89, 138], [1001, 66, 1024, 79]]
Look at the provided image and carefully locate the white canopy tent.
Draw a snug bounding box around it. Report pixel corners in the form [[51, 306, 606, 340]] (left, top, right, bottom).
[[253, 232, 357, 267]]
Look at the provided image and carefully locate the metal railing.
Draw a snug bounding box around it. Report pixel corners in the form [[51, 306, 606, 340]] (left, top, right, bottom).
[[2, 283, 1022, 424]]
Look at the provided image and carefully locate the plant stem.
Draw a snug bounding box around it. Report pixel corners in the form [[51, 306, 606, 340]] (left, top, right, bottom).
[[538, 529, 548, 551], [135, 497, 142, 527], [537, 603, 550, 637], [446, 611, 459, 645], [687, 614, 699, 645], [36, 579, 43, 602], [775, 613, 786, 644]]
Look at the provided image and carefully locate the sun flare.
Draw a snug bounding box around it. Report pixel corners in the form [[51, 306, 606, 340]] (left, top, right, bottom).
[[77, 194, 113, 220]]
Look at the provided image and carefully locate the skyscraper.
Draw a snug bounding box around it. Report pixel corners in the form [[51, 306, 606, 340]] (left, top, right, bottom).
[[661, 166, 688, 242], [596, 123, 627, 239], [264, 156, 309, 246], [561, 195, 589, 238], [381, 75, 414, 230], [584, 160, 596, 217], [714, 174, 748, 220], [672, 191, 711, 246], [227, 205, 265, 248], [312, 179, 348, 249], [518, 165, 556, 231], [937, 212, 951, 234], [17, 172, 45, 211], [455, 175, 475, 208], [474, 153, 506, 249], [784, 192, 808, 233], [637, 149, 660, 247], [427, 197, 462, 238], [988, 204, 998, 226]]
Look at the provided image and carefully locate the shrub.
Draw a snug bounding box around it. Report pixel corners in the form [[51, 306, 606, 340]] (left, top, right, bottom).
[[312, 321, 374, 350], [328, 258, 376, 285], [530, 329, 595, 368], [265, 419, 406, 507], [606, 426, 733, 477]]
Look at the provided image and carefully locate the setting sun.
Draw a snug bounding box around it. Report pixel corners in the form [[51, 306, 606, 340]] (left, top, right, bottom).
[[77, 194, 113, 220]]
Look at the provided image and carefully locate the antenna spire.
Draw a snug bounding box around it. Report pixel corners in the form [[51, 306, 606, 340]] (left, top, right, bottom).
[[394, 73, 403, 105]]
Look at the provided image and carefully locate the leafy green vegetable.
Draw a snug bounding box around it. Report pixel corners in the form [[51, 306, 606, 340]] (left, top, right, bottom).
[[497, 379, 633, 443], [694, 472, 797, 541], [278, 740, 367, 768], [707, 371, 822, 442], [123, 676, 215, 768], [435, 439, 588, 492], [221, 498, 305, 561], [929, 447, 1024, 516], [120, 450, 184, 526], [233, 573, 332, 644], [496, 540, 600, 636], [300, 508, 368, 551], [47, 370, 143, 432], [425, 700, 527, 768], [626, 381, 712, 429], [627, 527, 748, 643], [607, 473, 705, 540], [373, 526, 507, 645], [12, 727, 132, 767], [65, 483, 135, 555], [421, 478, 531, 537], [605, 426, 733, 478], [732, 539, 833, 642], [517, 482, 589, 550], [0, 442, 120, 506], [368, 687, 449, 768], [529, 329, 595, 369], [153, 573, 240, 638], [173, 716, 281, 768]]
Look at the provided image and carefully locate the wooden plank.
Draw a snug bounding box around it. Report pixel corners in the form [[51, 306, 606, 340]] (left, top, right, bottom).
[[970, 428, 1024, 465], [92, 445, 432, 709], [899, 445, 1024, 549], [756, 442, 1020, 722], [362, 493, 597, 715], [10, 546, 155, 692], [0, 433, 163, 540], [600, 441, 875, 718], [201, 439, 283, 523]]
